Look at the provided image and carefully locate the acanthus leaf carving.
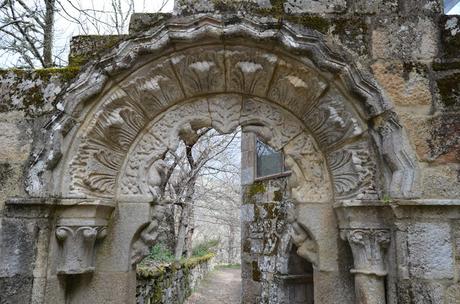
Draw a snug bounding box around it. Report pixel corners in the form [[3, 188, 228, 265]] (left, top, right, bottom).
[[69, 88, 148, 196], [120, 61, 184, 117], [170, 48, 225, 96], [328, 140, 378, 200], [240, 98, 303, 150], [225, 47, 277, 97], [209, 94, 242, 134], [341, 228, 390, 276], [304, 88, 364, 149], [268, 59, 328, 117]]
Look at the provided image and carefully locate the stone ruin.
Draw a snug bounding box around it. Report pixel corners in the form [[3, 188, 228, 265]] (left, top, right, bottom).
[[0, 0, 460, 303]]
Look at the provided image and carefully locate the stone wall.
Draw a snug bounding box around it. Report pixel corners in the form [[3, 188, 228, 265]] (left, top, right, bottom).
[[136, 255, 214, 304], [0, 0, 459, 303]]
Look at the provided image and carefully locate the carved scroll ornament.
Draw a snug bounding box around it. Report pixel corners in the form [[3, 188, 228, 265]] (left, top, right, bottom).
[[341, 228, 390, 276], [54, 200, 114, 275]]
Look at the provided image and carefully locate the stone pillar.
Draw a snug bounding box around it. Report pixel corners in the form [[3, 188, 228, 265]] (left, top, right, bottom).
[[341, 229, 390, 304]]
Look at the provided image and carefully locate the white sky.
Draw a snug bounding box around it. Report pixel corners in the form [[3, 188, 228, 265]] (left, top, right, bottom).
[[449, 2, 460, 14], [2, 0, 460, 67], [52, 0, 174, 65]]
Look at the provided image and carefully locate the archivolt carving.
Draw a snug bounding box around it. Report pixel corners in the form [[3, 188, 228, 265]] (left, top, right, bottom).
[[240, 98, 303, 151], [225, 47, 277, 96], [327, 140, 378, 200], [209, 94, 242, 134], [283, 133, 331, 203], [268, 58, 328, 116], [120, 60, 184, 117], [29, 15, 419, 201], [69, 88, 148, 196], [170, 46, 226, 96], [303, 88, 365, 149]]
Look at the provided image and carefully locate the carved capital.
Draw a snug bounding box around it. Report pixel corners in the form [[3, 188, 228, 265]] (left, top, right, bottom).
[[55, 225, 107, 274], [55, 200, 114, 275], [341, 229, 390, 276]]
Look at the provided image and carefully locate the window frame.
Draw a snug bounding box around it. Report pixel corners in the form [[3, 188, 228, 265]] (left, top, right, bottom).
[[253, 137, 291, 181]]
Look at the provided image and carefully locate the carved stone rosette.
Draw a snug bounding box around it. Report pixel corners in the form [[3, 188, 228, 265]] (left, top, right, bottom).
[[54, 200, 114, 275], [341, 228, 390, 304]]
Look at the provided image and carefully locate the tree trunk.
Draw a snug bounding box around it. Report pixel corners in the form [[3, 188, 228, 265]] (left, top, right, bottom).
[[174, 202, 193, 259], [228, 224, 235, 264], [184, 207, 195, 258], [42, 0, 55, 67]]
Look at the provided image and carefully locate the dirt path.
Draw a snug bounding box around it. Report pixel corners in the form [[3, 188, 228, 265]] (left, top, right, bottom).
[[185, 267, 242, 304]]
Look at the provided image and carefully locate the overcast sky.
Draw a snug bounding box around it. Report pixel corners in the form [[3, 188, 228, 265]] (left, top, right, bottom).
[[2, 0, 460, 67], [450, 2, 460, 14]]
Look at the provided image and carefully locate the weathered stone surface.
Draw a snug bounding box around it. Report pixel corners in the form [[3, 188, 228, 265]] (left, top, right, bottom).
[[349, 0, 398, 14], [397, 280, 445, 304], [407, 222, 454, 279], [0, 69, 77, 116], [372, 61, 432, 108], [420, 164, 460, 198], [372, 16, 438, 60], [283, 0, 346, 14], [440, 15, 460, 59], [0, 275, 34, 304], [0, 4, 459, 304], [436, 72, 460, 111], [136, 255, 214, 304]]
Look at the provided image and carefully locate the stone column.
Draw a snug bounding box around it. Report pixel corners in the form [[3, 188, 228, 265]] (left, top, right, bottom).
[[341, 229, 390, 304]]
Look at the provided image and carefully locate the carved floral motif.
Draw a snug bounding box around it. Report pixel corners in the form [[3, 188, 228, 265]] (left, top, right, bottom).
[[240, 98, 303, 150], [341, 228, 390, 276], [225, 47, 277, 96], [327, 140, 378, 199], [55, 225, 107, 274], [303, 88, 364, 149], [268, 59, 328, 117], [69, 88, 148, 196], [170, 47, 225, 96], [64, 45, 377, 200], [120, 60, 184, 117]]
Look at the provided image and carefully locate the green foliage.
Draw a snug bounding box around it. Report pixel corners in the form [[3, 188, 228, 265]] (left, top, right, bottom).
[[147, 243, 175, 263], [192, 238, 220, 257], [382, 194, 393, 204], [217, 264, 241, 269]]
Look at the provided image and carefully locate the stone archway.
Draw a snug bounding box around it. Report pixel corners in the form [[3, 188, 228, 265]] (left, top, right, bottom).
[[28, 16, 419, 304]]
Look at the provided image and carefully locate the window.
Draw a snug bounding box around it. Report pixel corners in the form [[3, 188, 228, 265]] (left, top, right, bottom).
[[445, 0, 460, 14], [255, 139, 285, 178]]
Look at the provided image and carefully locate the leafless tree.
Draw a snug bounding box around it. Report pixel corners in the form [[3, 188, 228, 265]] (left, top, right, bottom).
[[0, 0, 56, 67], [157, 128, 241, 260], [0, 0, 171, 67]]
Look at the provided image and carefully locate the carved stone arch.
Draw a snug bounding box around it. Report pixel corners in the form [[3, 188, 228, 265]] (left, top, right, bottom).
[[27, 15, 419, 201], [25, 14, 422, 304]]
